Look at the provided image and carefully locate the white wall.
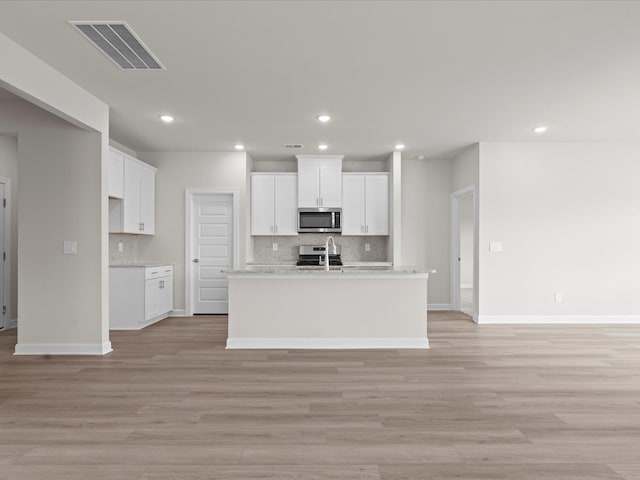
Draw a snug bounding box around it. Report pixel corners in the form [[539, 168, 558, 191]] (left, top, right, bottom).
[[0, 33, 110, 353], [452, 144, 480, 193], [388, 151, 402, 265], [401, 157, 452, 306], [478, 142, 640, 322], [0, 135, 18, 322], [0, 99, 109, 351], [0, 33, 107, 134], [137, 151, 248, 312]]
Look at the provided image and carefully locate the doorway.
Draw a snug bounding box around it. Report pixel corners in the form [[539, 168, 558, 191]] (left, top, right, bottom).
[[0, 178, 9, 330], [451, 185, 477, 321], [185, 189, 239, 316]]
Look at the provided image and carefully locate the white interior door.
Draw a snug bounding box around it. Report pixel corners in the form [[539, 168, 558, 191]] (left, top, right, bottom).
[[458, 194, 474, 316], [191, 194, 233, 314], [451, 186, 477, 322], [0, 182, 4, 329]]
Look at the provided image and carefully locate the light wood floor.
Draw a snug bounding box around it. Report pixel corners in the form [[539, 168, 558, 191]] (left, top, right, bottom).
[[1, 312, 639, 479]]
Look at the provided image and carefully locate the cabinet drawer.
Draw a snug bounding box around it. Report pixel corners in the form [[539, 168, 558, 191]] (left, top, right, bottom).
[[145, 265, 173, 279]]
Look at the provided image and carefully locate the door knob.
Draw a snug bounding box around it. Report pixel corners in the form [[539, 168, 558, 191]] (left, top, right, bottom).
[[193, 258, 199, 263]]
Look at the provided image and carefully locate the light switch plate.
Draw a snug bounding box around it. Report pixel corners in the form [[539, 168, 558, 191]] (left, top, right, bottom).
[[63, 241, 77, 255], [118, 242, 123, 253], [272, 243, 278, 251], [365, 243, 371, 252], [489, 241, 503, 252]]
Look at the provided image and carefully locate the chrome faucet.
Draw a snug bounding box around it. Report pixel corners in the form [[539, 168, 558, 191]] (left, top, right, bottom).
[[324, 236, 336, 271]]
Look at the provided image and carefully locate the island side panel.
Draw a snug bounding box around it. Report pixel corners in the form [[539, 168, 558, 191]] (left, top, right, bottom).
[[227, 275, 428, 348]]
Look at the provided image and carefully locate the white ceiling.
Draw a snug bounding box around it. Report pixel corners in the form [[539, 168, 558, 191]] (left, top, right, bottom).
[[1, 1, 640, 161]]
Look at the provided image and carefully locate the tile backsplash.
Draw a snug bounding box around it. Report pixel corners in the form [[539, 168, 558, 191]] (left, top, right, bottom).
[[109, 234, 141, 264], [252, 234, 388, 263], [112, 232, 388, 266]]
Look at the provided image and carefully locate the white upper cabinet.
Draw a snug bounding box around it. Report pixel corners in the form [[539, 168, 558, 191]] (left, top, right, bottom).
[[251, 175, 275, 235], [109, 148, 156, 235], [273, 174, 298, 235], [342, 173, 389, 236], [108, 147, 124, 199], [342, 174, 366, 234], [251, 173, 298, 235], [364, 174, 389, 235], [122, 158, 142, 233], [296, 155, 343, 207], [297, 162, 320, 207], [139, 164, 156, 235]]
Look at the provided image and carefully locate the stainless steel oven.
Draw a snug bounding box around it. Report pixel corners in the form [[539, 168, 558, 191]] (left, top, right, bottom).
[[297, 208, 341, 233]]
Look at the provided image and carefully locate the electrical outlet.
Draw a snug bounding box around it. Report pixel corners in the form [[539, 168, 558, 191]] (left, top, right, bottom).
[[365, 243, 371, 252], [489, 241, 503, 252], [118, 242, 123, 253], [272, 243, 278, 251], [63, 240, 77, 255], [555, 291, 563, 303]]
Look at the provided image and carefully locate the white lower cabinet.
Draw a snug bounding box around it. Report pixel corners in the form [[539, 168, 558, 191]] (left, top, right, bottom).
[[110, 265, 173, 330]]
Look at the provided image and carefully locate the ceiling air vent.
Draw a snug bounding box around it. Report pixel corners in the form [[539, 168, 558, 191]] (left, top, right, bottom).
[[284, 144, 304, 149], [70, 21, 165, 70]]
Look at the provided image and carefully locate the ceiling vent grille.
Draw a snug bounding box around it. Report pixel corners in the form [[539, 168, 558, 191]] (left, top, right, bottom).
[[284, 144, 304, 149], [70, 21, 165, 70]]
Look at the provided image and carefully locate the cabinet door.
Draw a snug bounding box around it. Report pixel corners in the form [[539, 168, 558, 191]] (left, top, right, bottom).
[[319, 162, 342, 207], [108, 148, 124, 199], [123, 158, 142, 233], [159, 275, 173, 314], [144, 278, 161, 321], [365, 174, 389, 235], [251, 175, 276, 235], [139, 164, 156, 235], [342, 175, 366, 235], [297, 163, 320, 207], [273, 174, 298, 235]]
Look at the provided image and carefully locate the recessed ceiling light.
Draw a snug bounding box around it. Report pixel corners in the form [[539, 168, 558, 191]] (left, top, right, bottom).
[[533, 126, 548, 134], [318, 144, 328, 151], [159, 114, 174, 123], [415, 155, 425, 160], [316, 114, 331, 123], [234, 144, 245, 150], [394, 144, 405, 150]]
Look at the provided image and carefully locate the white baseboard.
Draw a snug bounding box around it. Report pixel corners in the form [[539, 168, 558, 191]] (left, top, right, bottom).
[[15, 341, 113, 355], [169, 309, 186, 317], [460, 284, 473, 289], [428, 304, 452, 311], [477, 315, 640, 325], [226, 337, 429, 349], [111, 313, 168, 331], [2, 317, 17, 329]]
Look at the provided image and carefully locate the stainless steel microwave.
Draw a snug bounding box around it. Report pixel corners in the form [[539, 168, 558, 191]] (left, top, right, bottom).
[[298, 208, 342, 233]]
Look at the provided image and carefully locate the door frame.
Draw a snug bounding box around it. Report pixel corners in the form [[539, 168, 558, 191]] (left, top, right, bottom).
[[0, 177, 10, 330], [184, 188, 239, 317], [450, 185, 477, 322]]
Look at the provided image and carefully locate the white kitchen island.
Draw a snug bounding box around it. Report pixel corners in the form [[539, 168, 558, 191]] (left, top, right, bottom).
[[226, 266, 430, 349]]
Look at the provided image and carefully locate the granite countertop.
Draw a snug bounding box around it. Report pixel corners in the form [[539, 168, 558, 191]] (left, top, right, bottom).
[[226, 265, 435, 275], [245, 261, 393, 267], [110, 263, 173, 268]]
